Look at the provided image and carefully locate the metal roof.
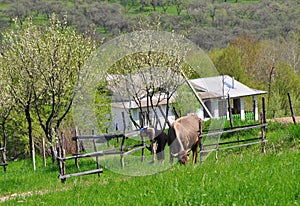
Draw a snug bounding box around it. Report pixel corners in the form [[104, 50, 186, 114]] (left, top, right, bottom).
[[189, 75, 267, 100]]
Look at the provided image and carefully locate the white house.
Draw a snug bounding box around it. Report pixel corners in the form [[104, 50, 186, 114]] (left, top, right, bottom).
[[189, 75, 267, 121], [110, 75, 267, 131]]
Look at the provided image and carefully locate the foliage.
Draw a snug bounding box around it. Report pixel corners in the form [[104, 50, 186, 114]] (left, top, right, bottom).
[[0, 0, 299, 50], [109, 52, 185, 128], [210, 44, 247, 82], [107, 30, 199, 129], [173, 84, 200, 116], [95, 84, 113, 133], [209, 33, 300, 118]]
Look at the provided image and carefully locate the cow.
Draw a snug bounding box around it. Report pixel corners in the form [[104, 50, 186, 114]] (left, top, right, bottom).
[[167, 115, 202, 164]]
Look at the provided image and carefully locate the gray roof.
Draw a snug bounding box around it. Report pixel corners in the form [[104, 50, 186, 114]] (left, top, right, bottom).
[[189, 75, 267, 100]]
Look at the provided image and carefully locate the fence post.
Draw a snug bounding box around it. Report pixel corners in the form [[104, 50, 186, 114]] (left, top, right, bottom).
[[59, 132, 66, 183], [92, 129, 101, 177], [288, 92, 296, 124], [199, 119, 204, 164], [75, 126, 80, 169], [227, 94, 234, 128], [261, 97, 266, 154], [42, 137, 46, 167], [106, 128, 110, 147], [120, 112, 126, 168]]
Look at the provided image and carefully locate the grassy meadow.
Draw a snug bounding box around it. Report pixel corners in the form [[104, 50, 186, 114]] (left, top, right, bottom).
[[0, 121, 299, 205]]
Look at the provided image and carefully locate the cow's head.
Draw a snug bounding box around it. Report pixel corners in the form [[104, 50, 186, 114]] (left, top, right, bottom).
[[179, 151, 191, 164], [172, 150, 191, 164]]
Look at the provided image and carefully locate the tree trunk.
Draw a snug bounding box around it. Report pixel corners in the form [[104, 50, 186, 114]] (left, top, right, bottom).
[[1, 122, 7, 172], [267, 66, 275, 108], [50, 145, 57, 164], [25, 105, 36, 171]]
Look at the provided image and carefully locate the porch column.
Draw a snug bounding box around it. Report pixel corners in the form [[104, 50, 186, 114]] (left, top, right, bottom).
[[240, 97, 245, 120], [253, 96, 258, 121], [226, 98, 230, 120], [198, 107, 204, 120], [213, 99, 219, 118]]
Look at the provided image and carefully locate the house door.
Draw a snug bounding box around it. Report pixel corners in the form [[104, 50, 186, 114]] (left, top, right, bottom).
[[204, 101, 212, 118]]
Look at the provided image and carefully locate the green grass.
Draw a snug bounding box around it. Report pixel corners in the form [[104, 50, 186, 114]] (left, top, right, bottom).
[[0, 122, 299, 205]]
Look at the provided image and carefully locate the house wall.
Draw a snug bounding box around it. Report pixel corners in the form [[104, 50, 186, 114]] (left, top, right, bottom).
[[111, 105, 175, 132], [218, 99, 227, 117], [203, 97, 249, 121], [203, 99, 221, 120], [111, 107, 129, 132]]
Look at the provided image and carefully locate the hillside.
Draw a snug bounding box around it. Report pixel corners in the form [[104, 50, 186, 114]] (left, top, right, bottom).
[[0, 0, 299, 50]]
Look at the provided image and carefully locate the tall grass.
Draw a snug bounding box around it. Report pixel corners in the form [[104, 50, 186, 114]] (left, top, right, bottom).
[[0, 122, 299, 205]]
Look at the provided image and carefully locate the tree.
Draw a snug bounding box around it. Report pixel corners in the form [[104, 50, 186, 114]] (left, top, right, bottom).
[[209, 44, 246, 83], [33, 15, 96, 163], [0, 59, 13, 170], [1, 18, 40, 170], [108, 51, 185, 129], [86, 2, 122, 33], [269, 63, 300, 116], [160, 0, 171, 13], [102, 29, 217, 131], [139, 0, 149, 12], [187, 1, 208, 25], [1, 15, 96, 165], [3, 0, 33, 25], [119, 0, 134, 14], [172, 0, 185, 16]]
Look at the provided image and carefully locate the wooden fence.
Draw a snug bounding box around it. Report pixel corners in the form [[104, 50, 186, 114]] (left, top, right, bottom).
[[57, 130, 146, 183], [199, 97, 267, 162]]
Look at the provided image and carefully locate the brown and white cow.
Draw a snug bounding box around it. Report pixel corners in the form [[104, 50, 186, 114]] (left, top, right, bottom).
[[167, 115, 202, 164]]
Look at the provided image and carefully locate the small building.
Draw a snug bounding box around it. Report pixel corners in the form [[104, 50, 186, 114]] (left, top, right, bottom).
[[189, 75, 267, 121]]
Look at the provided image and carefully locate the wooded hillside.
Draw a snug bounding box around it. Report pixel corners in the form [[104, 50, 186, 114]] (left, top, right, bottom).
[[0, 0, 299, 50]]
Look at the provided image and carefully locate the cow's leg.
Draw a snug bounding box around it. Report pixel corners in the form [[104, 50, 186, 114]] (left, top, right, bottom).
[[156, 143, 164, 164], [169, 148, 174, 164], [151, 141, 157, 163], [192, 145, 198, 164], [156, 132, 167, 164]]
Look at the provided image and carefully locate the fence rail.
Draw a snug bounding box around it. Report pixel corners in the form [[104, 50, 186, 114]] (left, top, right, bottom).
[[199, 97, 267, 162], [199, 122, 267, 162], [57, 130, 146, 183]]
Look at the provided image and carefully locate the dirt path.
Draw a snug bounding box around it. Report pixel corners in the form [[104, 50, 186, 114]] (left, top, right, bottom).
[[268, 116, 300, 124], [0, 189, 57, 203], [0, 175, 132, 203]]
